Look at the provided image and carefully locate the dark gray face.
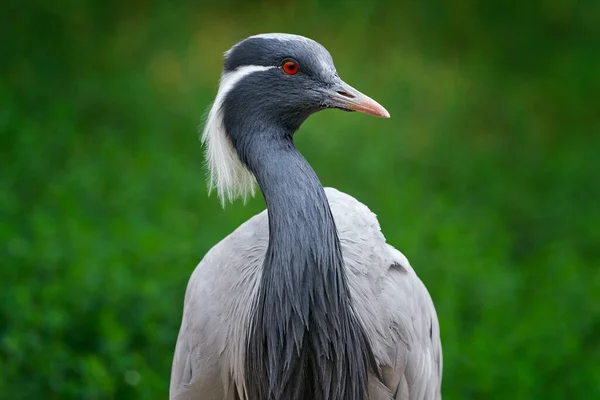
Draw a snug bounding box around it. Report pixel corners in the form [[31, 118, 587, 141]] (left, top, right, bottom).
[[220, 34, 389, 135]]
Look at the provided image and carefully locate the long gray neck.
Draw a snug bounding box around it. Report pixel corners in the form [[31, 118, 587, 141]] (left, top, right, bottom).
[[250, 134, 339, 269], [234, 126, 378, 400]]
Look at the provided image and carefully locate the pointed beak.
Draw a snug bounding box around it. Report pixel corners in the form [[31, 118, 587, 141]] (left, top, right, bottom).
[[325, 78, 390, 118]]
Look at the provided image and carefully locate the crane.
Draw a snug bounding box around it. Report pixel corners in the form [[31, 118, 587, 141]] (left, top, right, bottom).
[[170, 33, 442, 400]]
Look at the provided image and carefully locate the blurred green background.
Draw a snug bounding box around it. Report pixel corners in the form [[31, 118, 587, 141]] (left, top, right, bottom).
[[1, 0, 599, 399]]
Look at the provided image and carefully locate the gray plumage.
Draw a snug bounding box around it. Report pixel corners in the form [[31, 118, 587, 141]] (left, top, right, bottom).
[[170, 33, 442, 400]]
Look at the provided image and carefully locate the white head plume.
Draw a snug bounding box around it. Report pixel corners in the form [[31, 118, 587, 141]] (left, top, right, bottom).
[[201, 65, 275, 207]]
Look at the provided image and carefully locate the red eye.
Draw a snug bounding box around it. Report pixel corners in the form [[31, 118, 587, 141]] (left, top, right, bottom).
[[282, 60, 299, 75]]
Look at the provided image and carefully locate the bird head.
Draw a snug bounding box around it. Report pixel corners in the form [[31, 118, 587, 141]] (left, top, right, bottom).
[[220, 33, 389, 129], [202, 33, 389, 205]]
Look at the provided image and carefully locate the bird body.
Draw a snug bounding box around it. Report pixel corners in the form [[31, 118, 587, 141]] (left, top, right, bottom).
[[171, 188, 441, 400], [170, 33, 442, 400]]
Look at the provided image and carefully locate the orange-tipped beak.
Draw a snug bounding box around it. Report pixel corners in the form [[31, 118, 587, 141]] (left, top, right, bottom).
[[327, 79, 390, 118]]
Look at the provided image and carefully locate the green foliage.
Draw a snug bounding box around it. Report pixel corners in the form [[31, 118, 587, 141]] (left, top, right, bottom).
[[1, 1, 599, 399]]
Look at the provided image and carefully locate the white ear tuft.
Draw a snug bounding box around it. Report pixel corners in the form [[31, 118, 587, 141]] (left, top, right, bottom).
[[201, 65, 275, 207]]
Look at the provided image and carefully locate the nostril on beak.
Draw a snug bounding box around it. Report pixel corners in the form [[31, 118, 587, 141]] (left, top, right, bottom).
[[336, 91, 355, 99]]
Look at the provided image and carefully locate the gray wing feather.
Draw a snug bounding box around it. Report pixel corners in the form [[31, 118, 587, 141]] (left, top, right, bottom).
[[170, 211, 269, 400], [390, 247, 442, 400], [328, 188, 442, 400]]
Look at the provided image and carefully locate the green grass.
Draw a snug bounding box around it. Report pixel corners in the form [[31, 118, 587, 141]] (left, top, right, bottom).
[[1, 1, 599, 399]]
